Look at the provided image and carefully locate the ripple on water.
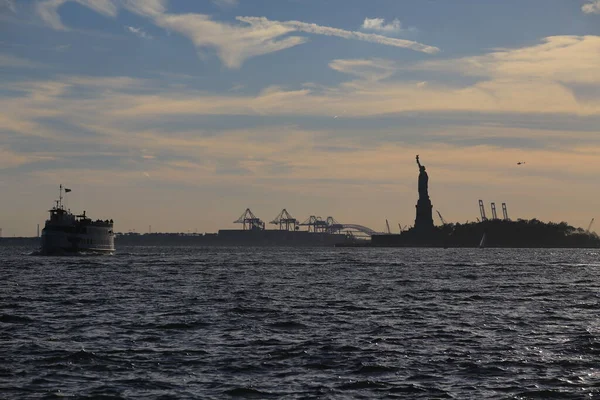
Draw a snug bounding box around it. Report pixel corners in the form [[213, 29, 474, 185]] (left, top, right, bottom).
[[0, 314, 33, 323]]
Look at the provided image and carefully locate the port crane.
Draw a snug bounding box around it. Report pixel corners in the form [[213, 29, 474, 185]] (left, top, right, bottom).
[[586, 218, 595, 233], [386, 219, 391, 234], [234, 208, 265, 230], [436, 210, 447, 225], [491, 202, 498, 220], [478, 200, 488, 221], [299, 216, 329, 233], [270, 209, 298, 231], [502, 203, 509, 221]]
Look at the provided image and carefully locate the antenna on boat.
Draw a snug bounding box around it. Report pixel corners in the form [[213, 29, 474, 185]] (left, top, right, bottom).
[[59, 184, 63, 209]]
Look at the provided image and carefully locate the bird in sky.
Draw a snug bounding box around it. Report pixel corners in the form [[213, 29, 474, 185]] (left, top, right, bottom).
[[517, 161, 526, 165]]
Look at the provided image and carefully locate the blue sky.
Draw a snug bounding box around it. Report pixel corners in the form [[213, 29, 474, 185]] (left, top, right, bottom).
[[1, 0, 600, 236]]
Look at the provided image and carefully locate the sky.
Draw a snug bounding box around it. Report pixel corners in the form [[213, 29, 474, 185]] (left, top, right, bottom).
[[1, 0, 600, 236]]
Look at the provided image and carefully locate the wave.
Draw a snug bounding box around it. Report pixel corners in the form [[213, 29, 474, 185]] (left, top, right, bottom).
[[36, 349, 113, 365], [0, 314, 33, 323], [355, 363, 398, 374], [267, 321, 308, 331], [224, 387, 278, 398]]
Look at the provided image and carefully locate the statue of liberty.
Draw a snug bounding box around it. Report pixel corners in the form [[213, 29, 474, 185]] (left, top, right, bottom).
[[414, 154, 434, 232], [416, 155, 429, 199]]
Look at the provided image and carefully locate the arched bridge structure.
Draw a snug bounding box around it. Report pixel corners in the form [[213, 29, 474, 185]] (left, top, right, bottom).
[[321, 217, 383, 237], [337, 224, 381, 236]]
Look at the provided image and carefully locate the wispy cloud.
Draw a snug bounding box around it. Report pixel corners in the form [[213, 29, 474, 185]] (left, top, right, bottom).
[[329, 59, 397, 81], [238, 17, 438, 55], [54, 44, 71, 51], [229, 84, 246, 92], [0, 53, 41, 68], [414, 35, 600, 84], [0, 0, 16, 13], [65, 75, 146, 88], [154, 14, 307, 69], [35, 0, 69, 30], [0, 148, 54, 169], [361, 17, 402, 34], [126, 26, 152, 39], [35, 0, 165, 30], [122, 0, 166, 17], [582, 0, 600, 14], [75, 0, 118, 16], [211, 0, 238, 8], [35, 0, 119, 30]]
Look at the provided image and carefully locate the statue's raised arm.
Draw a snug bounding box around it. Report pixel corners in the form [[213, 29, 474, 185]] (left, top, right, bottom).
[[416, 154, 422, 169]]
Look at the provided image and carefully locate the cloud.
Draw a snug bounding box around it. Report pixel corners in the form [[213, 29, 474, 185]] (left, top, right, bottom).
[[35, 0, 69, 30], [211, 0, 238, 8], [0, 53, 41, 68], [54, 44, 71, 51], [65, 75, 146, 88], [126, 25, 151, 39], [0, 148, 54, 169], [582, 0, 600, 14], [328, 58, 397, 81], [155, 14, 307, 69], [1, 0, 16, 13], [415, 35, 600, 85], [361, 17, 402, 34], [35, 0, 118, 30], [110, 79, 599, 118], [75, 0, 118, 16], [238, 16, 439, 55], [122, 0, 167, 17], [35, 0, 165, 30]]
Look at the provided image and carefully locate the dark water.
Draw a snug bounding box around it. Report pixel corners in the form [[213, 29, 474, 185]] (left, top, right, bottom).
[[2, 246, 600, 399]]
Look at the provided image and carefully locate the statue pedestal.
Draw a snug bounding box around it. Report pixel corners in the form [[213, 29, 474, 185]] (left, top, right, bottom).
[[415, 197, 434, 233]]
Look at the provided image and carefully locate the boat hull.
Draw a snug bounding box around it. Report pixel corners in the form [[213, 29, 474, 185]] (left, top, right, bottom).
[[41, 228, 114, 255]]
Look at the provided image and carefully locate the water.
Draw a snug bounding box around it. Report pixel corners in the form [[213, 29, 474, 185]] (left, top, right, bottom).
[[1, 246, 600, 399]]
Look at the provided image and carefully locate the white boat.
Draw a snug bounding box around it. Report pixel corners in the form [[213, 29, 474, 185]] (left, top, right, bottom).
[[40, 185, 115, 255]]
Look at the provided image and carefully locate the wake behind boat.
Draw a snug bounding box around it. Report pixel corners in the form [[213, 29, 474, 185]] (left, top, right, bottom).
[[40, 185, 115, 255]]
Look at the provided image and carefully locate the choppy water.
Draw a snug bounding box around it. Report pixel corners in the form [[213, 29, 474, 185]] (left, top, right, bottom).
[[2, 246, 600, 399]]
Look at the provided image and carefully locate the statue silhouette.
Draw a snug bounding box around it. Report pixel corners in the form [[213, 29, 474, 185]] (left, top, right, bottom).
[[414, 155, 434, 232], [416, 155, 429, 199]]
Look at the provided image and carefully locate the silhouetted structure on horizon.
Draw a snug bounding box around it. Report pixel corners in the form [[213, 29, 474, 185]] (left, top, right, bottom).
[[414, 155, 434, 233], [363, 156, 600, 248]]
